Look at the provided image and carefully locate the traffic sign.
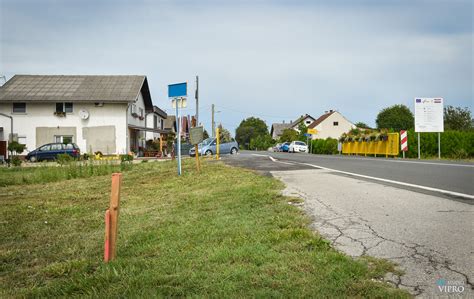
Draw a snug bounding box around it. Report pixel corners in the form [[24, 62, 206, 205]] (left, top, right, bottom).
[[304, 133, 312, 137], [190, 126, 204, 145], [308, 128, 317, 135]]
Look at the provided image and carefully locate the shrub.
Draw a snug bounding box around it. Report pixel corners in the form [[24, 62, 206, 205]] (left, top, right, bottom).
[[120, 154, 134, 163], [11, 156, 22, 167], [57, 154, 73, 165], [310, 138, 338, 155]]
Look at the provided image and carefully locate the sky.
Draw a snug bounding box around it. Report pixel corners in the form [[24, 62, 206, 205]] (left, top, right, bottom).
[[1, 0, 472, 135]]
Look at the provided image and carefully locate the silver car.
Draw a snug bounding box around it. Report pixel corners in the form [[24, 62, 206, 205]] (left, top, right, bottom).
[[189, 137, 239, 156]]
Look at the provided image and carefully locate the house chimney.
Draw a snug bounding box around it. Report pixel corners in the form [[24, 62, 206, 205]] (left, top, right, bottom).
[[329, 109, 333, 113]]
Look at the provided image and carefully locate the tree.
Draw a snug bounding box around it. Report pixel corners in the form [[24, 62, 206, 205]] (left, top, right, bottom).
[[203, 129, 210, 139], [376, 104, 414, 131], [355, 122, 371, 129], [249, 135, 275, 150], [297, 123, 308, 141], [235, 117, 269, 149], [217, 124, 232, 143], [279, 128, 298, 142], [444, 106, 472, 131]]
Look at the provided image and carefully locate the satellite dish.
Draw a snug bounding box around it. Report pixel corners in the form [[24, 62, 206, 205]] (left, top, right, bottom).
[[79, 108, 90, 120]]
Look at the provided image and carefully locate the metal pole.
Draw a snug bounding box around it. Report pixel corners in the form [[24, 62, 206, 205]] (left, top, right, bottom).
[[417, 132, 421, 160], [195, 76, 199, 125], [176, 99, 181, 175], [438, 132, 441, 159], [211, 104, 215, 138]]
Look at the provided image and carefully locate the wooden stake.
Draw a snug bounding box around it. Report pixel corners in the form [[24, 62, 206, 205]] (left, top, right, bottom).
[[104, 209, 111, 262], [108, 173, 122, 260]]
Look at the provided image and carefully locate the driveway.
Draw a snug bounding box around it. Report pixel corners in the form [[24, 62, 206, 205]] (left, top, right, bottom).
[[223, 152, 474, 297]]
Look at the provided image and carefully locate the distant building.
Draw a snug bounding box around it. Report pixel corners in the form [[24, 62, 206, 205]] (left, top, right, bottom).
[[0, 75, 168, 155], [271, 114, 316, 139], [308, 110, 355, 139]]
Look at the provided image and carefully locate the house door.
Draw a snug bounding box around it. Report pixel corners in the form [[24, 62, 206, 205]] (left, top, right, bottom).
[[129, 129, 138, 154]]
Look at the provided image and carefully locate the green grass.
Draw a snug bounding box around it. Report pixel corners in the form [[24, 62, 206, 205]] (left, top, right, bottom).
[[0, 160, 132, 187], [0, 159, 410, 298]]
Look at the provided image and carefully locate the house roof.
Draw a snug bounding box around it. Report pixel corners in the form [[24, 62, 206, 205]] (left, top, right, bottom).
[[271, 123, 291, 136], [291, 114, 315, 127], [308, 111, 336, 129], [152, 105, 167, 118], [163, 115, 176, 132], [0, 75, 153, 110]]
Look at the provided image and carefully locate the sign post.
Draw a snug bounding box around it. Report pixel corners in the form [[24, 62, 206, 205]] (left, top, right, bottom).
[[189, 122, 203, 172], [169, 83, 187, 175], [307, 129, 317, 154], [414, 98, 444, 159]]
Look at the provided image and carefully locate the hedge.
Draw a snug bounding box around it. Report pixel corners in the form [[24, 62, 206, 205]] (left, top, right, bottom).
[[404, 129, 474, 159], [310, 138, 338, 155]]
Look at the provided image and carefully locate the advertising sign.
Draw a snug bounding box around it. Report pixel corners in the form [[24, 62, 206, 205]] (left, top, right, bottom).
[[307, 128, 317, 135], [414, 98, 444, 132]]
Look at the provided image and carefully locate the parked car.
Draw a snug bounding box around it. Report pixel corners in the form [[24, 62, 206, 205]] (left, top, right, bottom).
[[280, 142, 291, 152], [271, 143, 282, 152], [288, 141, 308, 153], [26, 143, 81, 162], [189, 137, 239, 156]]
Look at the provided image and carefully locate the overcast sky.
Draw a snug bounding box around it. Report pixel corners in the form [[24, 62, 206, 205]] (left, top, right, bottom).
[[1, 0, 472, 134]]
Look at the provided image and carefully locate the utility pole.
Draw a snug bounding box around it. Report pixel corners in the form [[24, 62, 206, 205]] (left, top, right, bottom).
[[211, 104, 215, 137], [195, 75, 199, 125]]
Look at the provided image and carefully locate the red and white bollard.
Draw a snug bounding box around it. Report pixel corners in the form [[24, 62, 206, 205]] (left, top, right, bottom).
[[400, 130, 408, 158]]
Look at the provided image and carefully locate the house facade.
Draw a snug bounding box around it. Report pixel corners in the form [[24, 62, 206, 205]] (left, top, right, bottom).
[[270, 114, 316, 139], [0, 75, 165, 155], [308, 110, 355, 139], [145, 105, 167, 141]]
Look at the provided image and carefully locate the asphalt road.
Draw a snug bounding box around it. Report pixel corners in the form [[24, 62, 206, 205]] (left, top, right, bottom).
[[224, 151, 474, 200], [222, 151, 474, 296]]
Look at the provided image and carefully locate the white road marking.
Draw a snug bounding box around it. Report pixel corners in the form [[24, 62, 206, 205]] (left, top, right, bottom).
[[268, 156, 277, 162], [252, 153, 295, 165], [297, 162, 474, 200], [288, 154, 474, 168]]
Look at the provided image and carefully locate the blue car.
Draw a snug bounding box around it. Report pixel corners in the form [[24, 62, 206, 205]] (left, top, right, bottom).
[[26, 143, 81, 162], [280, 142, 291, 152], [189, 137, 239, 156]]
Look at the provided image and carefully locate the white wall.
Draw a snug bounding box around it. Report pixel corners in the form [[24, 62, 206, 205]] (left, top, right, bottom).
[[311, 112, 355, 139], [145, 113, 165, 140], [0, 102, 128, 154]]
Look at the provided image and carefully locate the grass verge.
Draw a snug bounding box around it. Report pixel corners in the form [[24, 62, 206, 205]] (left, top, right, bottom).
[[0, 159, 410, 297]]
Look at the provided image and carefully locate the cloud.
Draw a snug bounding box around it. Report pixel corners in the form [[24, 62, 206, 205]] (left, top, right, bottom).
[[1, 0, 472, 133]]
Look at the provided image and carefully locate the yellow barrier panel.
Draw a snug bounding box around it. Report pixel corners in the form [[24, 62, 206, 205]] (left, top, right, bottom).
[[342, 133, 399, 156]]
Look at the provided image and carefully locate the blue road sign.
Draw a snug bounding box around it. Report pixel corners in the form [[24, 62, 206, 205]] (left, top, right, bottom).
[[304, 133, 312, 137], [168, 82, 187, 98]]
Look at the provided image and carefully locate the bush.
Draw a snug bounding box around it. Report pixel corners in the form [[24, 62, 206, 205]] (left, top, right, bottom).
[[404, 129, 474, 159], [57, 154, 73, 165], [120, 154, 134, 163], [310, 138, 338, 155], [11, 156, 22, 167]]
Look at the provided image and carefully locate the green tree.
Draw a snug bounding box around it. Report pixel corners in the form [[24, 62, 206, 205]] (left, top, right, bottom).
[[203, 129, 210, 139], [376, 104, 414, 131], [444, 106, 472, 131], [355, 122, 371, 129], [235, 117, 269, 149], [217, 124, 232, 143], [297, 123, 308, 141], [279, 128, 298, 142]]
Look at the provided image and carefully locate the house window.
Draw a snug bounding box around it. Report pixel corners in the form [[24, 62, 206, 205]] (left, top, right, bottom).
[[153, 115, 158, 129], [56, 102, 73, 113], [54, 135, 73, 144], [18, 136, 26, 145], [333, 121, 339, 126], [13, 103, 26, 113], [160, 119, 164, 130], [131, 104, 137, 115], [139, 108, 144, 118], [305, 120, 312, 125]]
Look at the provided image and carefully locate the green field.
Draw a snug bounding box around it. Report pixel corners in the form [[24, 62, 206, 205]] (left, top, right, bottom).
[[0, 160, 409, 297]]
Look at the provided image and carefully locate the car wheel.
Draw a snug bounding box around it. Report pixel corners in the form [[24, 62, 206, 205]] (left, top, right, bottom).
[[230, 147, 238, 155], [205, 150, 213, 156], [29, 156, 37, 162]]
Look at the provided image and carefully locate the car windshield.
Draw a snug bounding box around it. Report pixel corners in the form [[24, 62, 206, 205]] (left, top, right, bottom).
[[201, 138, 214, 146]]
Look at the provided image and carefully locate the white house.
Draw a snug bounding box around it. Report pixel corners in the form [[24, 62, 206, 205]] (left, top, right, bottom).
[[0, 75, 166, 156], [270, 114, 316, 139], [145, 105, 167, 141], [308, 110, 355, 139]]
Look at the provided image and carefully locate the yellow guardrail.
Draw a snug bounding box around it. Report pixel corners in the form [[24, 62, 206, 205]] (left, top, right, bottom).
[[342, 133, 399, 157]]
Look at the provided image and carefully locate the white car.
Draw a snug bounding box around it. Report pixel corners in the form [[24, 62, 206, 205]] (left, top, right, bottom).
[[288, 141, 308, 153]]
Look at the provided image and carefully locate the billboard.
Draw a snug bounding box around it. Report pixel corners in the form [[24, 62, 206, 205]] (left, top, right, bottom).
[[414, 98, 444, 132]]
